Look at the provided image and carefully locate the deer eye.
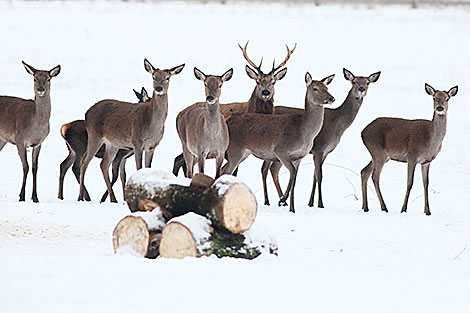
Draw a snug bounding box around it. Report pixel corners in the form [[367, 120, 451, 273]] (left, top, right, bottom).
[[218, 84, 222, 88], [165, 76, 170, 80]]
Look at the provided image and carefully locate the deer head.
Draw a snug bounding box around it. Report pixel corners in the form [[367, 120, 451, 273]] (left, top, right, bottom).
[[194, 67, 233, 106], [425, 83, 458, 116], [144, 59, 185, 96], [22, 61, 61, 98], [239, 41, 296, 101], [305, 72, 335, 106], [343, 68, 381, 99]]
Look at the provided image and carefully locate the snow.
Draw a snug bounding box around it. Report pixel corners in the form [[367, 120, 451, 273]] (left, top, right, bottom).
[[213, 173, 241, 195], [0, 1, 470, 313], [127, 168, 190, 188], [133, 210, 166, 231]]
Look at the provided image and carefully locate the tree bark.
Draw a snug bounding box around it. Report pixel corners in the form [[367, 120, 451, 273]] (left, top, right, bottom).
[[124, 170, 257, 234], [159, 213, 278, 260]]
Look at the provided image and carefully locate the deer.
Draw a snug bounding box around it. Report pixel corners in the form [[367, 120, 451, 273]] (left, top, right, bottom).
[[360, 83, 458, 216], [0, 61, 60, 202], [262, 68, 381, 207], [58, 87, 150, 202], [172, 41, 295, 177], [176, 67, 233, 178], [78, 59, 184, 202], [222, 72, 335, 213]]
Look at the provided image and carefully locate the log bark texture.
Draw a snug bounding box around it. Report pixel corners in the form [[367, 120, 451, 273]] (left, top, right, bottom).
[[124, 170, 257, 234]]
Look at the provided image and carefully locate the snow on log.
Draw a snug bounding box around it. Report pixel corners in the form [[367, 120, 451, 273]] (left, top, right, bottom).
[[124, 170, 257, 234], [159, 213, 278, 259], [112, 208, 166, 258]]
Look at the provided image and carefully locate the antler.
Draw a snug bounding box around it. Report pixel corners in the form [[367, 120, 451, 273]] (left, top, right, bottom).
[[238, 41, 263, 73], [270, 43, 297, 74]]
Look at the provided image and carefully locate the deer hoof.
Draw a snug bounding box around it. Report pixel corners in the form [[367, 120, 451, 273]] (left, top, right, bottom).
[[362, 207, 369, 212]]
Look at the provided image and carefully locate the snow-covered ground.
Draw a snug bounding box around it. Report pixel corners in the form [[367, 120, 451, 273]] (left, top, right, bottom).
[[0, 1, 469, 312]]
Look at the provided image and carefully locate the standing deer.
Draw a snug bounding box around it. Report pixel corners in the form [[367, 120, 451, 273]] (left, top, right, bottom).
[[0, 61, 60, 202], [176, 67, 233, 178], [172, 41, 295, 176], [58, 87, 150, 202], [222, 72, 335, 212], [360, 83, 458, 216], [78, 59, 184, 202], [263, 68, 381, 207]]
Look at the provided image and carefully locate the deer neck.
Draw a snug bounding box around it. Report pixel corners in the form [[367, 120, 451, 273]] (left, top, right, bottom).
[[334, 89, 363, 128], [431, 111, 447, 146], [205, 101, 221, 122], [151, 91, 168, 123], [248, 89, 274, 114], [33, 93, 52, 121], [302, 97, 325, 138]]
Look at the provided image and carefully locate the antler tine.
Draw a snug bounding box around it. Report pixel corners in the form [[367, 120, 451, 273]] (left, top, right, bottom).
[[238, 41, 262, 72], [270, 43, 297, 74]]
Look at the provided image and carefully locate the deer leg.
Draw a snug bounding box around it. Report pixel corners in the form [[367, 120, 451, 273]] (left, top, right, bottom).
[[79, 138, 103, 201], [215, 153, 224, 179], [288, 160, 301, 213], [172, 153, 187, 177], [17, 143, 29, 202], [197, 154, 206, 175], [401, 160, 417, 213], [100, 153, 121, 203], [421, 163, 431, 216], [100, 145, 119, 203], [316, 155, 326, 208], [133, 141, 144, 170], [275, 153, 295, 208], [144, 149, 155, 168], [371, 157, 388, 213], [261, 161, 272, 206], [119, 153, 132, 195], [58, 149, 76, 200], [270, 161, 283, 199], [72, 160, 91, 201], [31, 144, 42, 203], [308, 154, 317, 207], [181, 146, 195, 178], [360, 161, 373, 212]]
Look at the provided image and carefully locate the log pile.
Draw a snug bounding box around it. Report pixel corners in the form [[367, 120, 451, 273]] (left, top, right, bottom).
[[112, 169, 277, 259]]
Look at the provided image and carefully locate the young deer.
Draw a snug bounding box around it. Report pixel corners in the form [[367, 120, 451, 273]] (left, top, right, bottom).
[[0, 61, 60, 202], [58, 87, 150, 202], [78, 59, 184, 202], [222, 72, 335, 212], [172, 41, 295, 176], [263, 68, 381, 207], [176, 67, 233, 178], [360, 83, 458, 216]]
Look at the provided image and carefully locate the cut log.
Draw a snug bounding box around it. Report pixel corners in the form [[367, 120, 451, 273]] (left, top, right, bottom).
[[159, 213, 278, 259], [124, 169, 257, 234], [112, 208, 166, 258]]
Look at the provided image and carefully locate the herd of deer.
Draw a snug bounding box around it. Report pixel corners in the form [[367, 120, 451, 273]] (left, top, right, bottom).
[[0, 42, 458, 215]]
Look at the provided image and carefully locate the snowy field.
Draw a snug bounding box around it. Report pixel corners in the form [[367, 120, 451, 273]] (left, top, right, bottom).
[[0, 1, 470, 312]]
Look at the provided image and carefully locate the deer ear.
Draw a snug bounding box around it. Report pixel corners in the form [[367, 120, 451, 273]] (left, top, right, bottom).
[[49, 65, 61, 77], [194, 67, 206, 81], [22, 61, 37, 76], [448, 86, 458, 97], [368, 71, 381, 83], [274, 68, 287, 81], [425, 83, 436, 96], [141, 87, 149, 101], [305, 72, 313, 86], [245, 65, 258, 80], [144, 58, 155, 74], [343, 68, 355, 81], [169, 64, 185, 76], [133, 89, 142, 101], [321, 74, 335, 86], [222, 68, 233, 82]]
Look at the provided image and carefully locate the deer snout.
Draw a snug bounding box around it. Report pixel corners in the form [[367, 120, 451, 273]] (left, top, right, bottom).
[[37, 87, 46, 96], [436, 106, 445, 114], [206, 95, 216, 104], [358, 87, 366, 92], [155, 86, 163, 92], [325, 96, 335, 104], [261, 90, 271, 97]]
